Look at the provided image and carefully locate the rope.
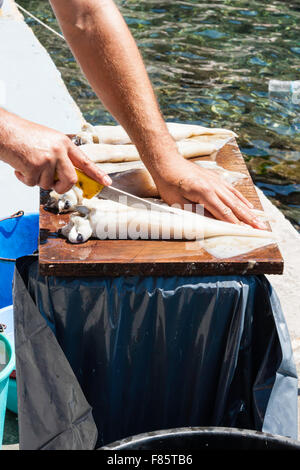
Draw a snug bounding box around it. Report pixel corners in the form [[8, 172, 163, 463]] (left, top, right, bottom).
[[15, 3, 65, 41]]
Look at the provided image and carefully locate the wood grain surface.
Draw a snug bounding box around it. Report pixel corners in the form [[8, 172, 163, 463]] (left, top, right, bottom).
[[39, 139, 283, 277]]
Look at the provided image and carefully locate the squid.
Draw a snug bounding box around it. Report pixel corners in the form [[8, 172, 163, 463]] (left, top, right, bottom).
[[79, 136, 232, 163], [59, 198, 274, 259], [77, 121, 237, 145]]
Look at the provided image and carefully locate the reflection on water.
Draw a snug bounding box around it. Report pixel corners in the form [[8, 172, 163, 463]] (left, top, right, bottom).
[[17, 0, 300, 229]]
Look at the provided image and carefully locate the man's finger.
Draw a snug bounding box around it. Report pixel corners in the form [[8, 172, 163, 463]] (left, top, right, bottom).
[[52, 158, 78, 194], [173, 196, 194, 210], [68, 144, 112, 186], [15, 170, 39, 187], [228, 184, 254, 209], [203, 195, 241, 225], [38, 161, 57, 190], [15, 171, 25, 183], [218, 190, 267, 230]]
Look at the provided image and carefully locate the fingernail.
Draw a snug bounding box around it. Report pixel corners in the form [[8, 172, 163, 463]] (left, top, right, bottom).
[[103, 175, 112, 185]]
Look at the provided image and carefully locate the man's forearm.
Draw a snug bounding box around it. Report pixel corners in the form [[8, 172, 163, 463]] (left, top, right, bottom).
[[49, 0, 262, 227], [0, 108, 23, 167], [49, 0, 180, 173]]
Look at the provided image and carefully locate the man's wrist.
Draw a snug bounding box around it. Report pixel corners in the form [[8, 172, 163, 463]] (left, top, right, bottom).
[[0, 108, 12, 157], [138, 140, 184, 181]]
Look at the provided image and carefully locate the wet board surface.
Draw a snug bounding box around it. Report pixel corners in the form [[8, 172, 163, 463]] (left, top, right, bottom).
[[39, 139, 283, 277]]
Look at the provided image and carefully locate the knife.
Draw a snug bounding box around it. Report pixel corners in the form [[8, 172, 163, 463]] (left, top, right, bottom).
[[71, 167, 185, 216]]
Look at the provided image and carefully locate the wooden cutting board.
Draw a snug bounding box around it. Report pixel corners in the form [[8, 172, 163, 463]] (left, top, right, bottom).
[[39, 139, 283, 277]]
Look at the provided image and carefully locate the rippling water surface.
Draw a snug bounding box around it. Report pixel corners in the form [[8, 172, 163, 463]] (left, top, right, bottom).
[[18, 0, 300, 229]]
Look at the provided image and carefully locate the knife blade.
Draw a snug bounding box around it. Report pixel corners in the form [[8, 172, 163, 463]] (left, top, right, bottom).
[[73, 168, 184, 216]]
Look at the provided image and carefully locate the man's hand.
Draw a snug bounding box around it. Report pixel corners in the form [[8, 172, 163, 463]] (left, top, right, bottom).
[[152, 157, 267, 229], [0, 109, 111, 194]]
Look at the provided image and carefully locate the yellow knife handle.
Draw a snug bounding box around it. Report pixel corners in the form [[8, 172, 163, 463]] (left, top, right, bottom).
[[54, 168, 104, 199]]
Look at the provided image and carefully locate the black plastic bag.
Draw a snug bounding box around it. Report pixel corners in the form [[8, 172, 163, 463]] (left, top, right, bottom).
[[13, 256, 298, 449]]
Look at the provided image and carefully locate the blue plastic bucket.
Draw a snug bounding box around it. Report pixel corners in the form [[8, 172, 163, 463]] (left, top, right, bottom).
[[0, 212, 39, 309], [0, 333, 15, 449], [0, 305, 17, 415]]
